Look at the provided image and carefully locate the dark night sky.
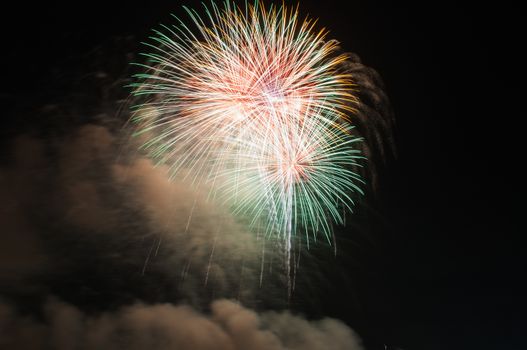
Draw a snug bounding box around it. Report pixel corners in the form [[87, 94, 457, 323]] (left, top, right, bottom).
[[1, 1, 523, 349]]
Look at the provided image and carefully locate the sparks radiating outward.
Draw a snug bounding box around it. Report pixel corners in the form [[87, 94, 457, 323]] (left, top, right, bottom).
[[130, 1, 366, 295]]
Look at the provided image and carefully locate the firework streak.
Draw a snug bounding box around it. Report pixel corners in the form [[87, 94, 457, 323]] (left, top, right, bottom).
[[130, 1, 365, 296]]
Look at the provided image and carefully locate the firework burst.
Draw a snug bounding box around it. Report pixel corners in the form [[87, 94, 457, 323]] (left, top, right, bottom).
[[130, 1, 366, 294]]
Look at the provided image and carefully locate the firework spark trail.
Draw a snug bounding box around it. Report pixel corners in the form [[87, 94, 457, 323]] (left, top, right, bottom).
[[130, 1, 366, 296]]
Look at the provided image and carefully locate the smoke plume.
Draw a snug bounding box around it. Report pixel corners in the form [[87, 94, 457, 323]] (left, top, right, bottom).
[[0, 298, 363, 350]]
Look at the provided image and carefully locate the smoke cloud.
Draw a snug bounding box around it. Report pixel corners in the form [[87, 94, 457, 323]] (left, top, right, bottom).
[[0, 124, 363, 349], [0, 124, 273, 305], [0, 298, 363, 350]]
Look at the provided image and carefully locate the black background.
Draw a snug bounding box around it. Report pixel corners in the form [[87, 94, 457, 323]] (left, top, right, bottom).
[[1, 1, 523, 349]]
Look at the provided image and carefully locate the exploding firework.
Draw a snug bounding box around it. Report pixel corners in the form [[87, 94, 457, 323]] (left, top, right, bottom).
[[129, 1, 367, 294]]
